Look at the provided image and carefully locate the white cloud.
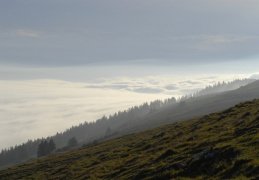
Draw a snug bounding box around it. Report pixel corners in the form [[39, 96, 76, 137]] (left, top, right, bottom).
[[15, 29, 41, 38], [202, 35, 259, 44], [250, 73, 259, 79], [0, 79, 169, 150], [194, 35, 259, 51], [0, 74, 250, 150]]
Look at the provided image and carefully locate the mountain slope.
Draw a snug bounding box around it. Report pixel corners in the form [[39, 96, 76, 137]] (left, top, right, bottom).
[[0, 79, 257, 169], [129, 79, 259, 132], [1, 99, 258, 179]]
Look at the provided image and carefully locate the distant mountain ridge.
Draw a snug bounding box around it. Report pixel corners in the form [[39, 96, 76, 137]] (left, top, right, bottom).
[[0, 78, 257, 169]]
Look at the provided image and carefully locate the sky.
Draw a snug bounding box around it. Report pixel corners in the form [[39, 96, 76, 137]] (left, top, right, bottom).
[[1, 0, 259, 149], [0, 0, 259, 67]]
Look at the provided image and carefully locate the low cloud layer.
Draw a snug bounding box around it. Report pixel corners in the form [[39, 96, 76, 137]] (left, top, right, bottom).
[[0, 74, 250, 150], [0, 79, 169, 150]]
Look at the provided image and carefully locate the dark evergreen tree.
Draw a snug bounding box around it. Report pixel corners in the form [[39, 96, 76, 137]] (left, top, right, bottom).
[[37, 140, 46, 157], [105, 127, 112, 137], [37, 139, 56, 157], [67, 137, 78, 147], [49, 139, 56, 152]]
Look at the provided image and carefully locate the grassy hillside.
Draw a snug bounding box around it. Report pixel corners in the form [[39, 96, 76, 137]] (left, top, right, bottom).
[[1, 100, 259, 179]]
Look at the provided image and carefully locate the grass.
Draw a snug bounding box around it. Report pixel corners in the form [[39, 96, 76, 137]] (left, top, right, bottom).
[[0, 99, 259, 179]]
